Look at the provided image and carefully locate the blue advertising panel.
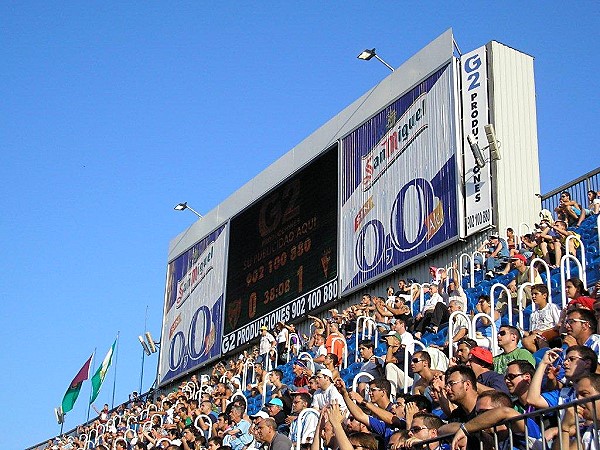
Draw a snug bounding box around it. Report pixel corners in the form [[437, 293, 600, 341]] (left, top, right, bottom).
[[340, 65, 458, 294], [159, 224, 227, 386]]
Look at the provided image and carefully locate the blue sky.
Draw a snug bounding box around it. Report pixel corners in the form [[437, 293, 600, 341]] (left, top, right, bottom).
[[1, 2, 599, 448]]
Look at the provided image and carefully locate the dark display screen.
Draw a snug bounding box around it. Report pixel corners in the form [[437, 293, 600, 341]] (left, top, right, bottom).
[[222, 147, 338, 353]]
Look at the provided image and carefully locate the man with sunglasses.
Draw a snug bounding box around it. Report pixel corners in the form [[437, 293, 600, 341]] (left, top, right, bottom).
[[527, 344, 597, 435], [563, 307, 600, 358], [493, 325, 535, 375], [504, 360, 535, 414], [404, 412, 443, 450]]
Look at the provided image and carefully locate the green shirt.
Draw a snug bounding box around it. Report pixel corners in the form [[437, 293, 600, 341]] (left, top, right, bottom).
[[493, 347, 536, 374]]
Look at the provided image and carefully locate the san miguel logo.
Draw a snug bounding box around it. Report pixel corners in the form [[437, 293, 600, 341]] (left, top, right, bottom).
[[361, 94, 428, 191], [175, 245, 214, 309]]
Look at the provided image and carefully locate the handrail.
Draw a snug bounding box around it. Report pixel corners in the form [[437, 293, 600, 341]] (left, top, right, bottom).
[[459, 253, 474, 288], [287, 333, 301, 362], [294, 408, 320, 450], [565, 234, 587, 286], [490, 283, 513, 326], [447, 311, 472, 361], [516, 282, 534, 331], [529, 257, 552, 301], [296, 352, 315, 374], [242, 357, 254, 388], [352, 371, 375, 394], [471, 312, 499, 355], [354, 316, 378, 362], [560, 254, 585, 309], [261, 374, 270, 408], [445, 265, 462, 289], [195, 414, 213, 438]]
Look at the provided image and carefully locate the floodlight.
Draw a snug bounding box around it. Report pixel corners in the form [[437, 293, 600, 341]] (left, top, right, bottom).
[[145, 331, 158, 354], [357, 48, 394, 71], [173, 202, 203, 218], [466, 134, 486, 169], [138, 335, 151, 356], [484, 124, 501, 161], [55, 406, 64, 424]]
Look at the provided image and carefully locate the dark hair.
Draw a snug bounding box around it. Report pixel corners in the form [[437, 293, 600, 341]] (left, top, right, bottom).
[[500, 325, 522, 343], [567, 277, 590, 296], [478, 294, 490, 303], [271, 369, 283, 380], [405, 394, 432, 412], [326, 353, 339, 366], [369, 378, 392, 397], [414, 351, 431, 367], [457, 338, 477, 349], [445, 365, 477, 388], [412, 412, 443, 429], [567, 345, 598, 373], [531, 284, 549, 296], [578, 373, 600, 393], [359, 339, 375, 349], [208, 437, 223, 447], [568, 308, 598, 333], [348, 432, 378, 450], [506, 360, 535, 378], [294, 392, 312, 405], [561, 191, 572, 199], [477, 390, 513, 408]]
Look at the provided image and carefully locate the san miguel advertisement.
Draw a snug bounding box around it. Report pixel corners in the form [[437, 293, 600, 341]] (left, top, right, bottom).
[[159, 225, 227, 386], [340, 65, 459, 294], [222, 148, 338, 355]]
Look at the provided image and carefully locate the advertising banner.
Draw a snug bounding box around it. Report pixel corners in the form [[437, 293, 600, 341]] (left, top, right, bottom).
[[340, 66, 458, 294], [222, 148, 338, 355], [461, 46, 492, 235], [159, 224, 227, 386]]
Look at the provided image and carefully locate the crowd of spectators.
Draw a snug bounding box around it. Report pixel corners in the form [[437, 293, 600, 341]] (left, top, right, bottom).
[[42, 190, 600, 450]]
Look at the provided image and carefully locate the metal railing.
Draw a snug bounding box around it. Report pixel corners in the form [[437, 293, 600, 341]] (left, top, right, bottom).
[[408, 393, 600, 450], [541, 166, 600, 213]]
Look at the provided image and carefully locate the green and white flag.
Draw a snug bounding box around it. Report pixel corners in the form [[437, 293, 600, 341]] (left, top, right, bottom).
[[89, 338, 117, 403]]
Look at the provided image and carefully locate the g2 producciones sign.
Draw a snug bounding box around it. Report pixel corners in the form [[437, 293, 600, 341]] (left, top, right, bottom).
[[159, 224, 227, 386], [340, 65, 459, 294]]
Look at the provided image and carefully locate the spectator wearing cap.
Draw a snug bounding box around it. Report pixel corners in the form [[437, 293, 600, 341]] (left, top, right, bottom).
[[382, 331, 413, 396], [255, 417, 292, 450], [522, 284, 561, 352], [467, 347, 509, 394], [493, 326, 536, 375], [265, 398, 287, 428], [507, 253, 542, 306], [563, 307, 600, 357], [311, 369, 347, 413], [291, 359, 310, 389], [259, 326, 276, 365], [413, 282, 448, 338], [478, 233, 510, 278], [287, 389, 318, 448]]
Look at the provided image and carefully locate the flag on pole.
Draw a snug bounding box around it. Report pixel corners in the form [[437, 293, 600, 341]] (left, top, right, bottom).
[[90, 338, 117, 403], [61, 353, 94, 413]]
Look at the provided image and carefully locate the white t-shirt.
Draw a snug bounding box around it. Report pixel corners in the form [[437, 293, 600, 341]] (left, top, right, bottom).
[[530, 302, 561, 331], [260, 332, 275, 354], [311, 384, 347, 413]]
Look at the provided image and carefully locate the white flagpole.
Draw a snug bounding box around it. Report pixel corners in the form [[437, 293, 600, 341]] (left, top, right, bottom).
[[111, 332, 120, 409], [85, 349, 96, 422]]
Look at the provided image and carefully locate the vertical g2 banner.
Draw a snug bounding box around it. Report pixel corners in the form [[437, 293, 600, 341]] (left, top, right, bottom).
[[158, 225, 227, 386], [340, 65, 459, 294], [461, 46, 492, 235]]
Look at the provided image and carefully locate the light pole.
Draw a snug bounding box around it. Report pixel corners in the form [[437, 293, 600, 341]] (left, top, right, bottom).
[[357, 48, 395, 72], [174, 202, 203, 218]]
